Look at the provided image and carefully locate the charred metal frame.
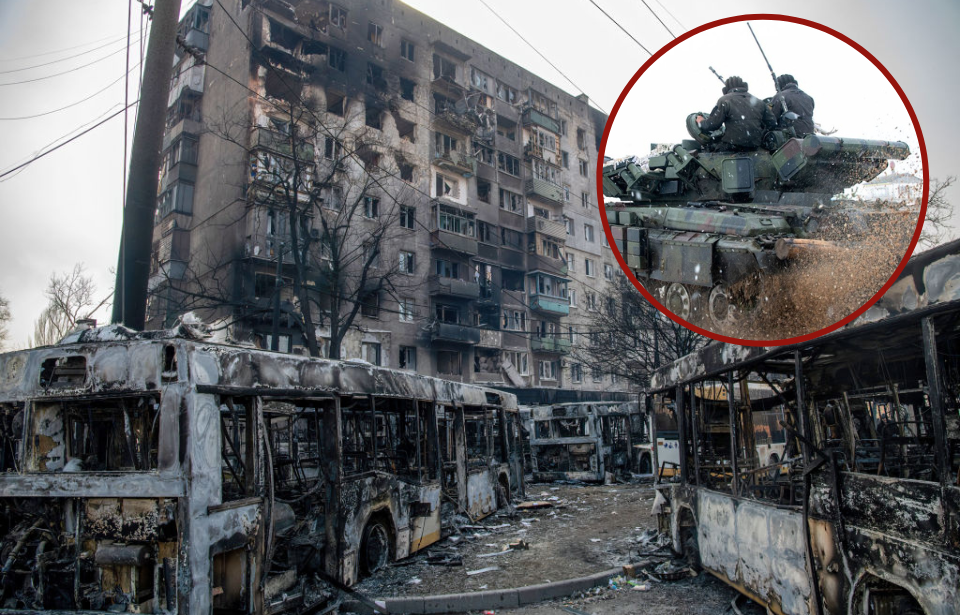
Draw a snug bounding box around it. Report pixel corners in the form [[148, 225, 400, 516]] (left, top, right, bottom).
[[649, 301, 960, 615], [0, 333, 522, 614], [521, 401, 644, 482]]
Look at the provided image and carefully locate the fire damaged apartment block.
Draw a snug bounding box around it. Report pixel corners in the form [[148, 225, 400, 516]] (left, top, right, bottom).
[[147, 0, 625, 404]]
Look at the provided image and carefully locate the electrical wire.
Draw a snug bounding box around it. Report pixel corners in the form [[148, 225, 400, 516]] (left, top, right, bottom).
[[0, 103, 135, 181], [653, 0, 686, 32], [0, 32, 132, 63], [0, 38, 142, 87], [586, 0, 652, 55], [641, 0, 676, 39], [0, 61, 141, 120], [0, 34, 135, 75], [476, 0, 608, 115]]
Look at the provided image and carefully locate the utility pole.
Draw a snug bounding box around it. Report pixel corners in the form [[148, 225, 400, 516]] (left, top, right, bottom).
[[112, 0, 183, 329]]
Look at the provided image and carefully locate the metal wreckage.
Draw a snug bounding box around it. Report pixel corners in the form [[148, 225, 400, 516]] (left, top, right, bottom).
[[647, 239, 960, 615], [0, 323, 526, 614]]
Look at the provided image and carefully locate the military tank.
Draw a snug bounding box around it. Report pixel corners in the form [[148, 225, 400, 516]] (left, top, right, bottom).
[[602, 115, 912, 327]]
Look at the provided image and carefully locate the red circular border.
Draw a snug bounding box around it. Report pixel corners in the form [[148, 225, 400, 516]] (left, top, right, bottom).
[[597, 14, 928, 347]]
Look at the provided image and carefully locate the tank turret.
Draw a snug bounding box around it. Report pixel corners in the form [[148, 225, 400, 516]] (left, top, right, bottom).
[[603, 125, 912, 328]]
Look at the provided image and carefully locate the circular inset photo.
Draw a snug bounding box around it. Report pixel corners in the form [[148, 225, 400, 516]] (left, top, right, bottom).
[[600, 15, 926, 346]]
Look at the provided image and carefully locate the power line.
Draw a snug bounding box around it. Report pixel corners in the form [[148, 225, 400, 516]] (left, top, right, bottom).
[[0, 103, 135, 181], [476, 0, 608, 115], [0, 61, 141, 120], [0, 31, 131, 63], [586, 0, 652, 56], [0, 39, 142, 87], [641, 0, 676, 39], [0, 34, 135, 75], [653, 0, 686, 32]]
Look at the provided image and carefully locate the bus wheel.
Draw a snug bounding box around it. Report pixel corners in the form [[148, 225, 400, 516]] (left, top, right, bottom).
[[360, 519, 390, 575], [639, 454, 652, 474]]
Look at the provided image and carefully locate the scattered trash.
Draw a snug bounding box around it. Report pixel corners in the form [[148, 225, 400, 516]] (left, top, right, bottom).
[[590, 538, 602, 543], [406, 578, 422, 585], [507, 540, 530, 550], [477, 548, 513, 558], [517, 501, 554, 510], [426, 554, 463, 566], [559, 607, 592, 615], [466, 566, 500, 576], [482, 611, 496, 615], [631, 583, 650, 592]]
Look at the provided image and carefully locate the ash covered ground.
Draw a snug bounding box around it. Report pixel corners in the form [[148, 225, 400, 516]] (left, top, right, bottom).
[[350, 483, 751, 615]]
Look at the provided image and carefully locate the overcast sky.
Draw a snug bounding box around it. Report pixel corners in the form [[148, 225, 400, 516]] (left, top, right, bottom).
[[0, 0, 957, 347]]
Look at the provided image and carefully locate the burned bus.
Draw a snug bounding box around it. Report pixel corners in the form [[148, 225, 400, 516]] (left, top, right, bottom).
[[522, 401, 644, 482], [648, 246, 960, 615], [0, 326, 522, 613]]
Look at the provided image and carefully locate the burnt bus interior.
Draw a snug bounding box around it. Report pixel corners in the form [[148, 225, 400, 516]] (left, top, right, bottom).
[[0, 339, 522, 614], [525, 402, 644, 481], [653, 307, 960, 614]]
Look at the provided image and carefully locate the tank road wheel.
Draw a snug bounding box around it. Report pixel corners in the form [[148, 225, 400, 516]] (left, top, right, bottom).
[[360, 519, 391, 575], [707, 283, 738, 327], [663, 283, 692, 321]]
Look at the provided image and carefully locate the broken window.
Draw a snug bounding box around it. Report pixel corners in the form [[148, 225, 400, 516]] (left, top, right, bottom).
[[539, 360, 559, 381], [361, 341, 382, 365], [366, 62, 385, 91], [478, 221, 497, 244], [320, 185, 343, 210], [365, 105, 382, 129], [477, 178, 491, 203], [496, 115, 516, 141], [579, 159, 589, 177], [264, 69, 302, 105], [360, 290, 380, 318], [498, 188, 522, 213], [398, 298, 416, 322], [399, 345, 417, 369], [435, 259, 460, 280], [435, 172, 461, 199], [395, 116, 416, 143], [437, 204, 474, 236], [329, 4, 347, 29], [464, 409, 489, 464], [500, 228, 523, 251], [561, 150, 569, 169], [399, 250, 415, 274], [474, 348, 501, 374], [28, 396, 160, 472], [363, 196, 379, 218], [504, 350, 528, 375], [324, 136, 343, 160], [367, 22, 383, 47], [577, 127, 587, 150], [470, 67, 492, 93], [400, 39, 415, 62], [435, 131, 458, 156], [502, 309, 526, 331], [400, 205, 415, 229], [436, 350, 462, 375], [473, 141, 495, 166], [496, 81, 517, 103], [398, 160, 415, 181], [497, 152, 520, 176], [432, 54, 458, 81], [435, 303, 460, 324], [326, 91, 345, 116], [328, 47, 346, 72], [400, 77, 416, 101], [535, 420, 551, 439]]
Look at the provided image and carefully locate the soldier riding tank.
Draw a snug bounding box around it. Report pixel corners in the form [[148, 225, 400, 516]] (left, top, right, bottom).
[[601, 114, 912, 328]]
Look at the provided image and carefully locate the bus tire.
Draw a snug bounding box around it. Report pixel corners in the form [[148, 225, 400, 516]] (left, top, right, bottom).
[[360, 519, 391, 575], [639, 453, 653, 474]]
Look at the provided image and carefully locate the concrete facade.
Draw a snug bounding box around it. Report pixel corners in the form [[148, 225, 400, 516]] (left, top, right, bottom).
[[147, 0, 628, 398]]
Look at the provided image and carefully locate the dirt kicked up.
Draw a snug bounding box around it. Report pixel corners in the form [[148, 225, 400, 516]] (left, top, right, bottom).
[[349, 483, 751, 615]]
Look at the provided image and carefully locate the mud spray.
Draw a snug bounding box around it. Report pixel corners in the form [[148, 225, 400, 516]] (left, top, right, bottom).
[[711, 203, 920, 341]]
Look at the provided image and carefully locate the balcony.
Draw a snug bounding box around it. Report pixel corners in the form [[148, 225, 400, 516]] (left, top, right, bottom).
[[531, 336, 572, 354], [167, 64, 204, 106], [430, 229, 478, 256], [432, 149, 477, 176], [527, 253, 568, 277], [434, 108, 480, 135], [525, 178, 564, 204], [253, 127, 315, 160], [428, 275, 481, 299], [477, 329, 502, 348], [527, 216, 566, 240], [430, 322, 481, 345], [529, 294, 570, 316], [522, 107, 561, 134]]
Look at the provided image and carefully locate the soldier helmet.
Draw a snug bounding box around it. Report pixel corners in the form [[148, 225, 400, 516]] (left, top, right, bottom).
[[777, 74, 796, 89], [723, 76, 747, 93]]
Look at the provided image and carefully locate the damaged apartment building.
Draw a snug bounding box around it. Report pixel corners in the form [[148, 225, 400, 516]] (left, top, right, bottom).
[[147, 0, 626, 403]]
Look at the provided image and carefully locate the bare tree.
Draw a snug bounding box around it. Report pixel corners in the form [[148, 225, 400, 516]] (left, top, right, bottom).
[[920, 176, 956, 248], [0, 291, 10, 351], [155, 90, 420, 358], [572, 276, 709, 388], [31, 264, 111, 347]]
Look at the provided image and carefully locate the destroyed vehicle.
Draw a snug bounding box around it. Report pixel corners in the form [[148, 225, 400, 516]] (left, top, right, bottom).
[[646, 241, 960, 615], [602, 124, 912, 327], [0, 326, 523, 613], [522, 401, 644, 482]]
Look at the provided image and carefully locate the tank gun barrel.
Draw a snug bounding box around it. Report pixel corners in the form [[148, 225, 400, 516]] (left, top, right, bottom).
[[801, 135, 910, 160]]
